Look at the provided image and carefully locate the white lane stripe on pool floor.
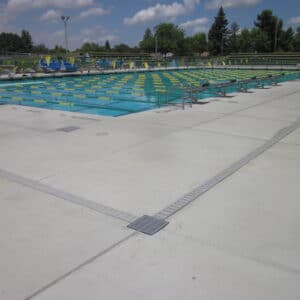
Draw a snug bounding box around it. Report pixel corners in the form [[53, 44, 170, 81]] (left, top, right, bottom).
[[0, 81, 45, 87]]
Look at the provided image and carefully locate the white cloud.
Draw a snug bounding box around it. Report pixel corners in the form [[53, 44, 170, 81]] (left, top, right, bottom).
[[206, 0, 262, 9], [7, 0, 94, 13], [40, 9, 61, 22], [124, 0, 200, 25], [180, 17, 209, 33], [1, 0, 98, 29], [79, 7, 110, 18], [180, 17, 208, 29], [35, 25, 118, 49], [289, 16, 300, 25]]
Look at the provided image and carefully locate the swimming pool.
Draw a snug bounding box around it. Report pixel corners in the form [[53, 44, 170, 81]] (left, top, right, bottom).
[[0, 69, 299, 117]]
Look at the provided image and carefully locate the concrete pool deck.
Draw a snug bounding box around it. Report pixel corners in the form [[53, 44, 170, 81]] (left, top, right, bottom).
[[1, 80, 300, 299]]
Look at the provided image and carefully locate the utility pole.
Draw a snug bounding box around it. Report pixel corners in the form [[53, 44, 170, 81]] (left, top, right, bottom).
[[61, 16, 70, 53], [274, 18, 279, 52], [154, 26, 158, 58]]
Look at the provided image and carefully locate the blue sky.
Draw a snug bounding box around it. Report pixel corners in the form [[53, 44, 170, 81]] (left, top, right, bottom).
[[0, 0, 300, 49]]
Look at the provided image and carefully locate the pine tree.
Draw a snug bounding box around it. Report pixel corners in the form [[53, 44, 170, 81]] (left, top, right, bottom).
[[105, 40, 111, 51], [208, 7, 229, 55], [21, 30, 33, 52], [139, 28, 154, 52]]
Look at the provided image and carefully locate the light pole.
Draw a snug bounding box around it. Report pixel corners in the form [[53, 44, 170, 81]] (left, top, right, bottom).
[[61, 16, 70, 53], [154, 26, 158, 58]]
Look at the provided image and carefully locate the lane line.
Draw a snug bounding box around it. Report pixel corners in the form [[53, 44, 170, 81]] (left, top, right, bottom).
[[0, 81, 45, 87]]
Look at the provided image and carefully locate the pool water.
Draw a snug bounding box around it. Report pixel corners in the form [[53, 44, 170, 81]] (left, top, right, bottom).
[[0, 69, 299, 117]]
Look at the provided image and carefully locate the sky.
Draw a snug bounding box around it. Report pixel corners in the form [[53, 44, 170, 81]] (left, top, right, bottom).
[[0, 0, 300, 49]]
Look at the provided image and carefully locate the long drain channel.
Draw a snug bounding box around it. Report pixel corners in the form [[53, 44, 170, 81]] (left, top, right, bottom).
[[154, 118, 300, 221], [0, 169, 137, 223], [21, 117, 300, 300], [1, 118, 299, 234], [128, 117, 300, 234]]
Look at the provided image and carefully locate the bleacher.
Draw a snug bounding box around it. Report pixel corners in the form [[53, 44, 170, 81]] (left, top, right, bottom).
[[226, 53, 300, 66], [1, 51, 300, 76]]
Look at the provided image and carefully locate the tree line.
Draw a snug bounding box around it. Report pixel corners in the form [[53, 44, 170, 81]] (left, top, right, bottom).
[[1, 8, 300, 55], [0, 30, 33, 53], [139, 8, 300, 55]]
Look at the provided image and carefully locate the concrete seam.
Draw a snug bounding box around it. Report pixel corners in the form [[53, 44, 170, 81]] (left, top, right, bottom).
[[173, 231, 300, 276], [24, 232, 138, 300], [191, 127, 268, 142], [0, 168, 137, 223]]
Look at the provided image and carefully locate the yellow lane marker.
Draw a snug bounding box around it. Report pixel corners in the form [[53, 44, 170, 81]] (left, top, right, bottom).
[[59, 101, 74, 106]]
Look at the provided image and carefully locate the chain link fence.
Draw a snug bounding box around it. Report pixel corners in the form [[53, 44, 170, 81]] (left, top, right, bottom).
[[1, 52, 300, 74]]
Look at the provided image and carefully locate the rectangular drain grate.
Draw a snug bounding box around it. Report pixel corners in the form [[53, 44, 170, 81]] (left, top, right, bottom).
[[56, 126, 80, 132], [127, 215, 169, 235]]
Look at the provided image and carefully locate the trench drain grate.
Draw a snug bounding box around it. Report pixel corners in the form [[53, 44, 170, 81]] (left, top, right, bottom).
[[127, 215, 169, 235]]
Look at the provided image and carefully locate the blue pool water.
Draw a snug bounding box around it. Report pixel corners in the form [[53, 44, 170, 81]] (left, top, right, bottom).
[[0, 69, 299, 117]]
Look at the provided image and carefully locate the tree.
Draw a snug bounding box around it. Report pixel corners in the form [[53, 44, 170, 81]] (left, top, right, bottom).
[[185, 33, 207, 55], [32, 43, 49, 53], [139, 28, 154, 52], [0, 32, 23, 53], [53, 45, 67, 54], [251, 28, 271, 52], [154, 23, 185, 55], [208, 6, 229, 55], [293, 27, 300, 52], [254, 10, 283, 51], [228, 22, 239, 52], [20, 30, 33, 52], [237, 28, 270, 53], [105, 40, 111, 51], [80, 42, 102, 52], [237, 29, 253, 52], [279, 27, 294, 51], [113, 43, 131, 52]]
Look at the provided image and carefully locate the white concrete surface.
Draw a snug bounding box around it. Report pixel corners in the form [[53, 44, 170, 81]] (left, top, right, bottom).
[[0, 178, 131, 300], [34, 232, 300, 300], [0, 79, 300, 300]]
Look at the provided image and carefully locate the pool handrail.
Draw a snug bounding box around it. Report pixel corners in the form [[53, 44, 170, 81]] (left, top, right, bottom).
[[214, 79, 237, 97]]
